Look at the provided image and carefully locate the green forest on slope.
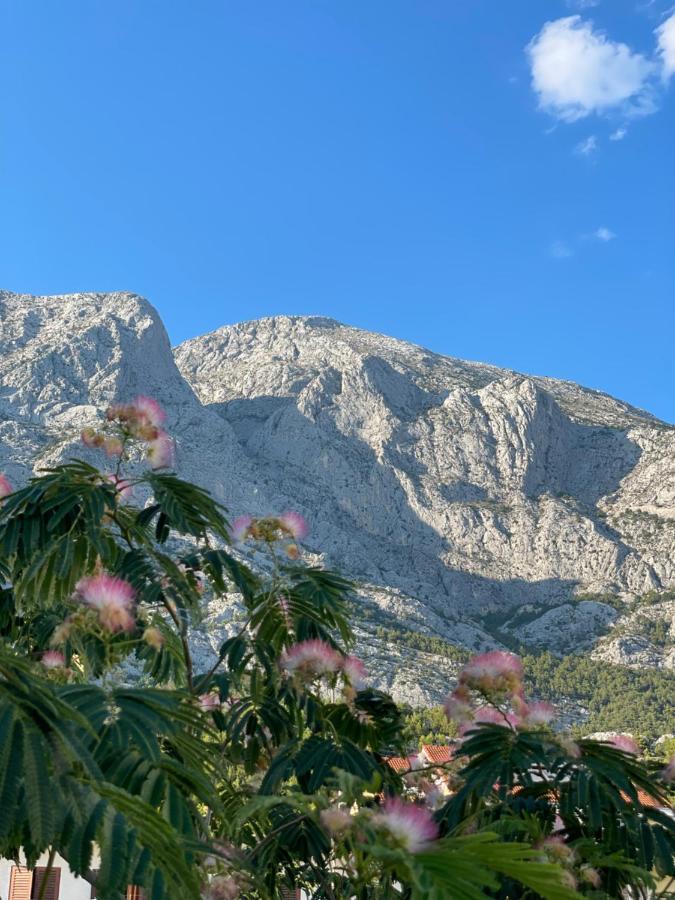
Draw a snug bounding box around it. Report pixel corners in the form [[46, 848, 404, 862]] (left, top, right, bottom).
[[361, 615, 675, 744]]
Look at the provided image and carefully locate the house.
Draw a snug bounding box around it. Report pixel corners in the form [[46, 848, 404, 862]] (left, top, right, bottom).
[[384, 744, 457, 774], [0, 854, 304, 899], [418, 744, 455, 766], [0, 852, 144, 900], [383, 755, 414, 774]]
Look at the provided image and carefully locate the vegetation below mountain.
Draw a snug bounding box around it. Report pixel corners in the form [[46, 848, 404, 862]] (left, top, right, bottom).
[[401, 705, 459, 747], [524, 652, 675, 742], [368, 623, 675, 742]]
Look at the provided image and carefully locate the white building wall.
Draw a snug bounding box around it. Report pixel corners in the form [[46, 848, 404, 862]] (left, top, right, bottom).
[[0, 854, 311, 899], [0, 851, 96, 900]]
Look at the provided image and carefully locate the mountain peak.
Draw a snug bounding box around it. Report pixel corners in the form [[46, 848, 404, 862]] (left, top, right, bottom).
[[177, 313, 661, 429]]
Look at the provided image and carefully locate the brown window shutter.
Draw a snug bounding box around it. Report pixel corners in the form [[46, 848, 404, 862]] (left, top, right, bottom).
[[87, 868, 100, 899], [31, 868, 61, 900], [8, 867, 33, 900], [126, 887, 146, 900]]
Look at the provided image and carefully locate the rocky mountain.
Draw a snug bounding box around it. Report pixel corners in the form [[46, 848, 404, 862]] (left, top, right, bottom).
[[2, 289, 674, 704]]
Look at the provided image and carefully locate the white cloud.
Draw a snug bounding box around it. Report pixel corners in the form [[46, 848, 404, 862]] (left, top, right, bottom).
[[594, 226, 616, 241], [526, 16, 656, 121], [656, 12, 675, 79], [609, 126, 627, 140], [575, 134, 598, 155], [550, 240, 574, 258]]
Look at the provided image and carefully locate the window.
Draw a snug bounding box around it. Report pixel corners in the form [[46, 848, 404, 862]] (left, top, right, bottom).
[[7, 867, 61, 900], [8, 867, 32, 900], [31, 867, 61, 900]]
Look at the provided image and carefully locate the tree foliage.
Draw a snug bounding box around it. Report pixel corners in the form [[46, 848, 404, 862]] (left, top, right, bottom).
[[0, 399, 672, 898]]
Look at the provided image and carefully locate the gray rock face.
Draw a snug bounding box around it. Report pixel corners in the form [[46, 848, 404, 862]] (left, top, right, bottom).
[[176, 315, 675, 599], [0, 290, 268, 512], [1, 291, 674, 704], [591, 601, 675, 670], [505, 601, 619, 653]]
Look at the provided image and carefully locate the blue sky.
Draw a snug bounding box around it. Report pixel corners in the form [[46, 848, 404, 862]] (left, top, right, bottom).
[[1, 1, 673, 420]]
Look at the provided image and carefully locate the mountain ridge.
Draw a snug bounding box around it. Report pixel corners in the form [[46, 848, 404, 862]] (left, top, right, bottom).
[[176, 312, 663, 429], [1, 289, 674, 704]]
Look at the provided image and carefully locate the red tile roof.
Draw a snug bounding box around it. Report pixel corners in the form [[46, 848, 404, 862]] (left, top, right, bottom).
[[510, 784, 558, 803], [511, 784, 669, 811], [385, 746, 457, 772], [627, 789, 670, 810], [421, 745, 454, 765], [385, 756, 411, 774]]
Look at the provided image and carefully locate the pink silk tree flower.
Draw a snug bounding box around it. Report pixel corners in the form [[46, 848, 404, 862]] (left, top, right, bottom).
[[134, 395, 166, 427], [199, 693, 221, 712], [341, 655, 367, 689], [372, 797, 439, 853], [105, 403, 127, 421], [280, 639, 342, 677], [459, 650, 524, 695], [0, 474, 13, 498], [41, 650, 66, 669], [103, 436, 124, 457], [142, 626, 165, 650], [541, 835, 574, 864], [81, 427, 103, 448], [520, 701, 557, 727], [582, 867, 602, 889], [107, 474, 134, 501], [608, 734, 640, 755], [279, 511, 309, 540], [461, 650, 523, 682], [230, 515, 253, 543], [472, 706, 520, 729], [76, 573, 136, 633], [320, 807, 352, 835], [443, 688, 474, 724], [147, 431, 174, 469]]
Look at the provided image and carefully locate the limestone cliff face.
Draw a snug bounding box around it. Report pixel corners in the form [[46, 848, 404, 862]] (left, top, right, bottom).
[[0, 290, 267, 512], [1, 292, 674, 702], [175, 315, 675, 597], [175, 314, 675, 686]]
